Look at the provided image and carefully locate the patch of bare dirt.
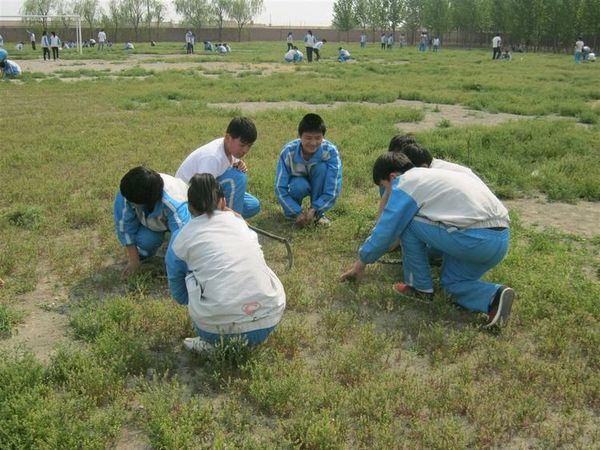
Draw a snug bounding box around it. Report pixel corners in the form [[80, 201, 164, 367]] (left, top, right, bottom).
[[504, 196, 600, 238], [18, 55, 296, 78], [114, 425, 152, 450], [0, 269, 70, 363], [207, 99, 547, 130]]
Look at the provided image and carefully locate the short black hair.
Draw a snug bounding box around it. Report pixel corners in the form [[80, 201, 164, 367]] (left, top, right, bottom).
[[372, 152, 415, 185], [226, 117, 257, 145], [298, 113, 326, 136], [387, 134, 417, 152], [397, 143, 433, 167], [188, 173, 224, 217], [120, 166, 164, 207]]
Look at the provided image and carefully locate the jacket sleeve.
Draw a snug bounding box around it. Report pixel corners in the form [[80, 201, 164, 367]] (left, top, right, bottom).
[[113, 192, 140, 247], [166, 244, 189, 305], [311, 147, 342, 214], [275, 150, 302, 216], [358, 187, 419, 264]]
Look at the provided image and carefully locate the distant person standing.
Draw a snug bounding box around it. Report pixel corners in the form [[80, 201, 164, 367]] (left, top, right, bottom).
[[575, 37, 584, 64], [360, 32, 367, 48], [387, 34, 394, 49], [97, 29, 107, 51], [492, 33, 502, 59], [304, 30, 316, 62], [0, 34, 4, 47], [185, 30, 195, 54], [419, 33, 427, 52], [286, 31, 293, 51], [50, 31, 60, 60], [41, 30, 50, 60], [432, 36, 440, 52], [27, 30, 36, 50], [380, 33, 386, 49]]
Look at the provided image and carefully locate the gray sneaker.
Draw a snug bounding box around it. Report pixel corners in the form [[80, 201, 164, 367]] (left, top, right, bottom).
[[484, 286, 516, 328], [183, 337, 214, 353]]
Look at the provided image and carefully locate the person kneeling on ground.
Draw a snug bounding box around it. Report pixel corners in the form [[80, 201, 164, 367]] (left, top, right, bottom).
[[0, 49, 21, 78], [114, 166, 190, 277], [167, 174, 286, 353], [275, 113, 342, 227], [338, 47, 351, 62], [341, 152, 516, 328], [284, 46, 303, 63], [176, 116, 261, 219]]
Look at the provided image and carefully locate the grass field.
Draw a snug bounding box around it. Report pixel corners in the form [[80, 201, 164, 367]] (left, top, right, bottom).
[[1, 42, 600, 449]]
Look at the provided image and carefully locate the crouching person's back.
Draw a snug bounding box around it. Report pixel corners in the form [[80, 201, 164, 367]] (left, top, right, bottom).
[[167, 173, 285, 352]]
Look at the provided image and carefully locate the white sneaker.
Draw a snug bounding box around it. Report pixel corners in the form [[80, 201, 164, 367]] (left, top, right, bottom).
[[316, 215, 331, 226], [183, 337, 213, 353]]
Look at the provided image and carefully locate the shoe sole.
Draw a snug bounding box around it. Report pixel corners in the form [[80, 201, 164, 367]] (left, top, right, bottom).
[[392, 284, 433, 304], [485, 288, 515, 328]]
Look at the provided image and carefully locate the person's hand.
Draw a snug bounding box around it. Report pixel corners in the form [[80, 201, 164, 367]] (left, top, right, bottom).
[[306, 208, 317, 224], [123, 259, 141, 277], [295, 211, 309, 228], [233, 160, 247, 173], [123, 246, 141, 277], [340, 260, 366, 282], [0, 278, 5, 288]]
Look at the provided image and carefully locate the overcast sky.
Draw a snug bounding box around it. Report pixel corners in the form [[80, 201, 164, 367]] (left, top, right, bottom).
[[1, 0, 335, 27]]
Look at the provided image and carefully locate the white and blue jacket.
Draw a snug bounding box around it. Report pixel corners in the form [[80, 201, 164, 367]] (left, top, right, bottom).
[[113, 174, 190, 247], [275, 138, 342, 217], [359, 168, 509, 264]]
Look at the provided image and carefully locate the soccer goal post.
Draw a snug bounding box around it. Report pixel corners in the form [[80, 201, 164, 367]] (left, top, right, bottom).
[[1, 14, 83, 54]]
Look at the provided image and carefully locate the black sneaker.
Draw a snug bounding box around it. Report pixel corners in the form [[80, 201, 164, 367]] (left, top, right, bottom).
[[485, 286, 516, 328]]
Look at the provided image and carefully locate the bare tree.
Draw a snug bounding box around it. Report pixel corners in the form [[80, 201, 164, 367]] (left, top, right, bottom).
[[226, 0, 263, 42], [174, 0, 212, 30], [121, 0, 145, 40], [211, 0, 231, 41], [74, 0, 99, 38], [21, 0, 54, 29]]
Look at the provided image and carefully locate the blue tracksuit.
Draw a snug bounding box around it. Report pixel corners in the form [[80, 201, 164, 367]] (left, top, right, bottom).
[[113, 174, 191, 257], [275, 139, 342, 218], [360, 168, 510, 313]]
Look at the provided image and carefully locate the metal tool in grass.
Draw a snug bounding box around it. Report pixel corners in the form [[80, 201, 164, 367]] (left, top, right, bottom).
[[248, 224, 294, 270]]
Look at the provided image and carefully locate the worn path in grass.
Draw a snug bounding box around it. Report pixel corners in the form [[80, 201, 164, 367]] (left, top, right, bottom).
[[18, 55, 296, 76]]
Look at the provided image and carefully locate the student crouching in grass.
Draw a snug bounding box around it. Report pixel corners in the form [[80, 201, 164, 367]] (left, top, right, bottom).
[[341, 152, 516, 328], [114, 166, 190, 277], [167, 174, 286, 353]]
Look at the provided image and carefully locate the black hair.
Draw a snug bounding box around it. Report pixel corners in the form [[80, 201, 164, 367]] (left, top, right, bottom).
[[0, 61, 5, 68], [226, 117, 257, 145], [372, 152, 415, 185], [298, 113, 326, 136], [120, 166, 164, 207], [387, 134, 417, 152], [187, 173, 224, 217], [396, 143, 433, 167]]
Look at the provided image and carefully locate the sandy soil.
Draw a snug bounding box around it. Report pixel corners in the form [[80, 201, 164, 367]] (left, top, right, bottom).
[[18, 54, 296, 77], [505, 196, 600, 238]]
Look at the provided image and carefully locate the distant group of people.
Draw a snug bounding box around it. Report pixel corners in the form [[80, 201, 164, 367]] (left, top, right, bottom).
[[286, 30, 325, 63], [575, 37, 596, 63], [379, 32, 406, 50]]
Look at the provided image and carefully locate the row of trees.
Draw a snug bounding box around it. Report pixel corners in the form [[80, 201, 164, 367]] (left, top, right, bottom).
[[20, 0, 263, 42], [333, 0, 600, 51]]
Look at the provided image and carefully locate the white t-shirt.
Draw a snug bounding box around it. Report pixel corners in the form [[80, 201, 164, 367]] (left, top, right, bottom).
[[433, 38, 440, 46], [171, 210, 286, 334], [98, 31, 106, 42], [575, 40, 584, 51], [492, 36, 501, 48], [50, 35, 60, 47], [176, 137, 237, 184], [314, 41, 323, 50], [304, 33, 316, 47], [430, 158, 477, 178]]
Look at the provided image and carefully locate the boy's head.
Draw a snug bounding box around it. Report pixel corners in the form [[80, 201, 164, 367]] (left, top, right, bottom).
[[298, 113, 326, 155], [372, 152, 415, 186], [120, 166, 164, 207], [187, 173, 224, 217], [395, 143, 433, 167], [387, 134, 417, 153], [224, 116, 257, 159]]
